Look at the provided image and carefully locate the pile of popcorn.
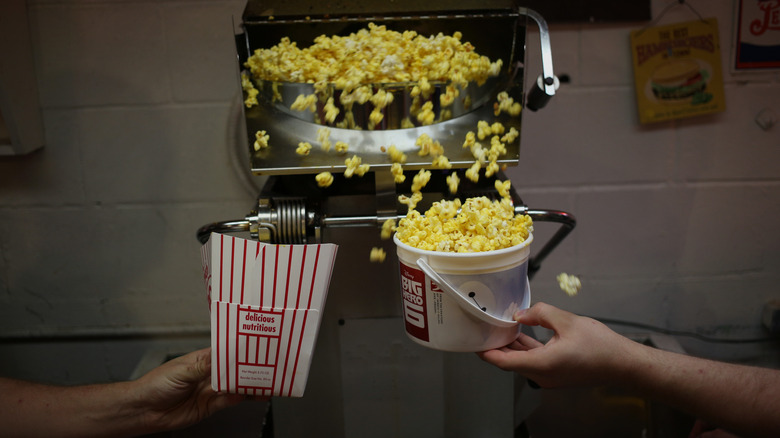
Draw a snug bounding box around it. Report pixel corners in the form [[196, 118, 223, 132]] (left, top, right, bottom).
[[244, 22, 501, 88], [394, 186, 533, 253]]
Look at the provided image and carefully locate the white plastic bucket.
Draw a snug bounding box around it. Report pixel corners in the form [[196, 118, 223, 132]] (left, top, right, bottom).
[[393, 234, 532, 352]]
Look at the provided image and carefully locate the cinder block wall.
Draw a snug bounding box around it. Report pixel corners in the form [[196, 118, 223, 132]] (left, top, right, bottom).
[[0, 0, 778, 384]]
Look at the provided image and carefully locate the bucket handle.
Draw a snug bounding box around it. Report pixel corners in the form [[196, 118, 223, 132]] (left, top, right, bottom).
[[416, 258, 519, 328]]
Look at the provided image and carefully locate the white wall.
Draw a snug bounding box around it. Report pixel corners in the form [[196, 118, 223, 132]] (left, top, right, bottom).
[[511, 0, 780, 364], [0, 0, 778, 385]]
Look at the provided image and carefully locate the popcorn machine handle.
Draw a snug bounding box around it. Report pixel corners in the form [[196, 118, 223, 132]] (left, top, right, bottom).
[[518, 7, 559, 111], [524, 209, 577, 279]]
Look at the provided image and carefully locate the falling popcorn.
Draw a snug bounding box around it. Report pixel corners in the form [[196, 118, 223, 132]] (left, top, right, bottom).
[[296, 141, 312, 156], [369, 247, 387, 263], [556, 273, 581, 297], [254, 130, 270, 151], [315, 171, 334, 188]]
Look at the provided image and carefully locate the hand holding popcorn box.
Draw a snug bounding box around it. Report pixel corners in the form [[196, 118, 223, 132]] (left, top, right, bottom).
[[201, 233, 338, 397]]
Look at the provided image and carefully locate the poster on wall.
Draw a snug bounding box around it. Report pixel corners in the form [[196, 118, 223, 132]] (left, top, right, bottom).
[[734, 0, 780, 70], [630, 18, 726, 124]]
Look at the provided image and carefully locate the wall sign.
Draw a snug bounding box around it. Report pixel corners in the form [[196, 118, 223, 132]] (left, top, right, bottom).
[[630, 18, 726, 124], [734, 0, 780, 70]]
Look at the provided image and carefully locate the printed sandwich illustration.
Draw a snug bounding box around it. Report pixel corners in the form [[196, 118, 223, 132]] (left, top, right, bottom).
[[650, 58, 710, 102]]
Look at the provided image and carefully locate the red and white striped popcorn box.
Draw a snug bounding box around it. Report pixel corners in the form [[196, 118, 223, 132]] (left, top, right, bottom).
[[200, 232, 338, 397]]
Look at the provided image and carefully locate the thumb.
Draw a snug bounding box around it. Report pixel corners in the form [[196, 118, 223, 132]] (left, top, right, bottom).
[[515, 302, 574, 332]]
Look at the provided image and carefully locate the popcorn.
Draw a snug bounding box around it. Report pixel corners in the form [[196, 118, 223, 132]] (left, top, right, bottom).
[[465, 161, 481, 182], [296, 141, 312, 156], [381, 218, 397, 239], [417, 101, 435, 125], [369, 107, 384, 128], [477, 120, 492, 140], [557, 273, 582, 296], [316, 171, 334, 187], [291, 94, 317, 112], [344, 155, 370, 178], [411, 169, 431, 193], [398, 192, 423, 211], [446, 172, 460, 194], [485, 160, 499, 177], [369, 247, 387, 263], [463, 131, 476, 149], [415, 134, 443, 157], [334, 141, 349, 154], [370, 88, 394, 108], [395, 196, 533, 252], [495, 179, 511, 199], [501, 127, 519, 144], [431, 155, 452, 169], [440, 84, 460, 107], [391, 162, 406, 183], [317, 127, 332, 151], [254, 130, 270, 151], [241, 72, 258, 108], [387, 145, 407, 163], [324, 97, 340, 123], [494, 91, 522, 116], [245, 23, 503, 92]]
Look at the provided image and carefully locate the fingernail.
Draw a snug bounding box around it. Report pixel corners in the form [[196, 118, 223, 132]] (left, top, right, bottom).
[[514, 309, 527, 320]]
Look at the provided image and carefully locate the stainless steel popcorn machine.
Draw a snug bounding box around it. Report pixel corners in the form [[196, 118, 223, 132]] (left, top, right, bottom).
[[198, 1, 575, 436]]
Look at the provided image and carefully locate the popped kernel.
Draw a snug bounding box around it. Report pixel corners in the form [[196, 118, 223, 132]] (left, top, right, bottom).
[[477, 120, 492, 140], [398, 192, 423, 211], [501, 127, 519, 144], [446, 173, 460, 194], [381, 218, 397, 239], [345, 155, 370, 177], [431, 155, 452, 169], [369, 107, 384, 128], [411, 169, 432, 192], [485, 161, 499, 177], [317, 127, 332, 151], [417, 101, 435, 125], [370, 247, 387, 263], [494, 91, 522, 116], [557, 273, 582, 296], [334, 141, 349, 154], [324, 97, 339, 123], [296, 141, 312, 156], [387, 145, 407, 163], [391, 162, 406, 183], [316, 171, 334, 187], [254, 130, 270, 151], [415, 133, 443, 157], [495, 179, 512, 199], [241, 72, 258, 108], [465, 161, 481, 182], [291, 94, 317, 112]]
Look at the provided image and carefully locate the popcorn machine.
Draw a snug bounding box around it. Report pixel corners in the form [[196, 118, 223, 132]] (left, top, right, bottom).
[[198, 1, 575, 436]]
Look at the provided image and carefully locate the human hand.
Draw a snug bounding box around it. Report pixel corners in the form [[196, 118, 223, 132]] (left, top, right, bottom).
[[477, 302, 640, 388], [130, 348, 248, 433]]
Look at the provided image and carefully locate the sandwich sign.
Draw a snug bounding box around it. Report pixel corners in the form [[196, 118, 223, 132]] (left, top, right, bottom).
[[630, 18, 726, 124]]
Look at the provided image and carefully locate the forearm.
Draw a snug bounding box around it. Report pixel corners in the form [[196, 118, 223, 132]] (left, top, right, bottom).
[[0, 378, 150, 438], [618, 343, 780, 438]]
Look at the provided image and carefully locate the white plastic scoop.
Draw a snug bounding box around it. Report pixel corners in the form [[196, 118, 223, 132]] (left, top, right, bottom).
[[416, 257, 520, 328]]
